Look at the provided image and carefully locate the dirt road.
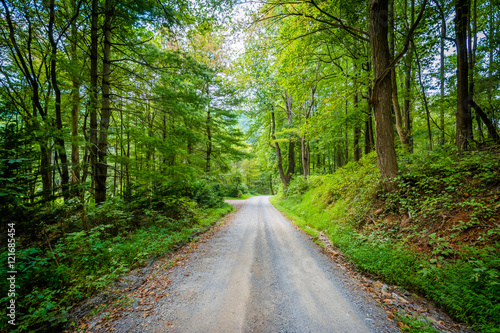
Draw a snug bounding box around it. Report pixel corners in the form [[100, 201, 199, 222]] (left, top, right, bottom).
[[92, 196, 398, 332]]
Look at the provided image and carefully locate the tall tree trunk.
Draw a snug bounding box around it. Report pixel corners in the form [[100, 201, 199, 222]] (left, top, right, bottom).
[[455, 0, 471, 151], [353, 127, 361, 162], [206, 110, 212, 173], [271, 111, 288, 190], [301, 87, 315, 179], [185, 115, 193, 165], [300, 138, 310, 178], [70, 12, 80, 188], [269, 174, 274, 195], [353, 92, 361, 162], [301, 135, 307, 178], [1, 0, 53, 200], [487, 0, 494, 111], [364, 117, 372, 155], [389, 0, 409, 149], [284, 92, 295, 181], [327, 147, 332, 174], [89, 0, 99, 199], [305, 142, 310, 176], [402, 0, 415, 152], [40, 142, 53, 202], [364, 87, 374, 155], [287, 140, 295, 180], [415, 47, 433, 150], [120, 104, 124, 194], [468, 0, 483, 140], [205, 84, 212, 173], [96, 0, 113, 203], [440, 14, 446, 145], [126, 113, 131, 198], [392, 68, 409, 149], [113, 140, 118, 194], [370, 0, 399, 182], [48, 0, 70, 200], [344, 100, 349, 164]]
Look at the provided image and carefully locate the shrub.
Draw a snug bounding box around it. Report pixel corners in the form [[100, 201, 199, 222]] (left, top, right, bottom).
[[272, 150, 500, 332]]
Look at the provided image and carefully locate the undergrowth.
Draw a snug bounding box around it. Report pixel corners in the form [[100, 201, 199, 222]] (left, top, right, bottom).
[[271, 148, 500, 333], [0, 188, 232, 333]]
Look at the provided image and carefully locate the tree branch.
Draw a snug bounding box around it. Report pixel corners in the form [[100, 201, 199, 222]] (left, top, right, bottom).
[[374, 0, 428, 90]]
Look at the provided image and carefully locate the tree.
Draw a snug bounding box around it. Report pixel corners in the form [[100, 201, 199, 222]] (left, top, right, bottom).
[[370, 0, 399, 181], [255, 0, 427, 182]]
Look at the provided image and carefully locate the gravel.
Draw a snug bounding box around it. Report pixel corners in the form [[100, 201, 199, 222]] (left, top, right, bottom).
[[83, 196, 400, 333]]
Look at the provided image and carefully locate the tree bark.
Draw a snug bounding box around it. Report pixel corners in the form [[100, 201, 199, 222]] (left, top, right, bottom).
[[402, 0, 415, 153], [487, 0, 494, 111], [206, 85, 212, 174], [1, 0, 52, 200], [344, 100, 349, 164], [269, 174, 274, 195], [364, 87, 374, 155], [455, 0, 472, 151], [40, 142, 53, 202], [48, 0, 70, 200], [468, 100, 500, 143], [389, 0, 409, 149], [287, 140, 295, 180], [415, 47, 433, 151], [284, 92, 295, 181], [301, 135, 308, 178], [468, 0, 483, 140], [440, 10, 446, 145], [370, 0, 399, 182], [301, 86, 315, 179], [89, 0, 99, 200], [70, 6, 81, 188], [96, 0, 113, 203], [353, 93, 361, 162], [271, 110, 288, 190]]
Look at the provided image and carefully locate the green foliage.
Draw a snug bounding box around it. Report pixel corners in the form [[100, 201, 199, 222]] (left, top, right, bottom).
[[220, 168, 250, 197], [271, 150, 500, 333], [0, 119, 38, 223], [0, 182, 232, 332], [395, 311, 440, 332], [386, 146, 500, 233], [285, 176, 311, 198], [151, 178, 224, 210]]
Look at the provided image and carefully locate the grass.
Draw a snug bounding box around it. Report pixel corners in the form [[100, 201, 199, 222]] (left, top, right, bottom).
[[270, 149, 500, 333], [0, 202, 233, 333]]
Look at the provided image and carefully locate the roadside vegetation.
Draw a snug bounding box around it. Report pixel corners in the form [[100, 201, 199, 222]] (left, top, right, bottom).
[[2, 0, 500, 331], [0, 180, 233, 332], [271, 148, 500, 333], [0, 0, 248, 331]]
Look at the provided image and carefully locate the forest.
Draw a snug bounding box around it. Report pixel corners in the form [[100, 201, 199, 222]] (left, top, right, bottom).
[[1, 0, 499, 331]]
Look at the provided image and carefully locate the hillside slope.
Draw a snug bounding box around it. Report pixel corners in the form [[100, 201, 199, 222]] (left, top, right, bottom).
[[271, 148, 500, 333]]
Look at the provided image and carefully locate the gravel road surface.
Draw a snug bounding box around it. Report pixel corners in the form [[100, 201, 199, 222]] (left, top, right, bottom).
[[99, 196, 399, 333]]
